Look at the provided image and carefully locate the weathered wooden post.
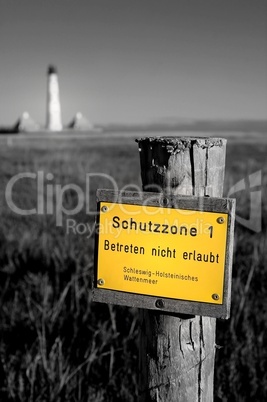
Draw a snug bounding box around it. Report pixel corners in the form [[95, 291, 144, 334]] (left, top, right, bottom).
[[136, 137, 227, 401], [93, 136, 234, 401]]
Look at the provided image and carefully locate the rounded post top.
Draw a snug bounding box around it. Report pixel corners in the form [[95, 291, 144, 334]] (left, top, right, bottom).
[[47, 65, 58, 75]]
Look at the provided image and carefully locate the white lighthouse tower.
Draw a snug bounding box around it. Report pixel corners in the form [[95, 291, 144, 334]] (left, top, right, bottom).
[[46, 65, 63, 131]]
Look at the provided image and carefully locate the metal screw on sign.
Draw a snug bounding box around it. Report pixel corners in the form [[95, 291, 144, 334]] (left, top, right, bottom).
[[97, 278, 105, 286], [217, 217, 225, 224], [101, 205, 108, 213], [212, 293, 220, 301], [155, 299, 165, 309], [161, 197, 169, 207]]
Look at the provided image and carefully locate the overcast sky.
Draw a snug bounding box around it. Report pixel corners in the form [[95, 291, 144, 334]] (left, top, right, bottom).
[[0, 0, 266, 126]]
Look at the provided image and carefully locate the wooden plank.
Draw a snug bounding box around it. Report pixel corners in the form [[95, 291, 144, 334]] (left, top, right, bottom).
[[93, 287, 231, 319], [96, 188, 232, 213]]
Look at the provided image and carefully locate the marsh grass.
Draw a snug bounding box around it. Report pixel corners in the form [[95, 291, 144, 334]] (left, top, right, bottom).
[[0, 135, 266, 401]]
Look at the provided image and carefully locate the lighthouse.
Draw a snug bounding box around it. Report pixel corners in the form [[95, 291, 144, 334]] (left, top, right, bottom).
[[46, 65, 63, 131]]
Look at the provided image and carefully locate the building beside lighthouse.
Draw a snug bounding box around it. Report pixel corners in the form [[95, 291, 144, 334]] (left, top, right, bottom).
[[68, 112, 94, 131], [14, 112, 40, 132], [46, 65, 62, 131]]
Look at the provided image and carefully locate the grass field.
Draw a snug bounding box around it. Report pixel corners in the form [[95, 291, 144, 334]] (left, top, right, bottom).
[[0, 132, 266, 401]]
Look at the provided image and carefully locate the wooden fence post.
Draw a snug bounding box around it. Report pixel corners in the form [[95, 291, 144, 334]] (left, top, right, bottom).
[[136, 136, 227, 402]]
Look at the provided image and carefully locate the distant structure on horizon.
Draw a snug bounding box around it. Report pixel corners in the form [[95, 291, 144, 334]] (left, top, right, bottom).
[[68, 112, 94, 131], [0, 64, 99, 134], [14, 112, 40, 132], [46, 65, 63, 131]]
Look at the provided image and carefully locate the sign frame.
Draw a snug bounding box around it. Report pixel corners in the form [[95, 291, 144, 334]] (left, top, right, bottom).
[[92, 189, 235, 319]]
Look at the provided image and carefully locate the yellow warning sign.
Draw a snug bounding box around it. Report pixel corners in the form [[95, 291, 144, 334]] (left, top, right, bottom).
[[96, 202, 228, 304]]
